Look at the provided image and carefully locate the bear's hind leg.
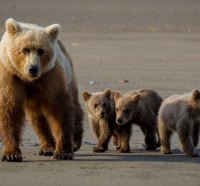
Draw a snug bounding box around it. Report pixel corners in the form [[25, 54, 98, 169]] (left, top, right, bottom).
[[0, 106, 24, 162], [73, 104, 84, 152], [27, 112, 55, 156], [143, 125, 157, 151], [193, 121, 200, 148], [158, 120, 172, 155]]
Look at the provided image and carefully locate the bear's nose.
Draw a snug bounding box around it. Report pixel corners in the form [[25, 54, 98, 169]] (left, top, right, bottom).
[[29, 65, 38, 77], [116, 118, 122, 125], [100, 111, 105, 117]]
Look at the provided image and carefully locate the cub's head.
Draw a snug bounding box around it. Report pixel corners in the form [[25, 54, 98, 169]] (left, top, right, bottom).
[[114, 92, 140, 125], [191, 89, 200, 107], [83, 89, 112, 119], [1, 18, 61, 81]]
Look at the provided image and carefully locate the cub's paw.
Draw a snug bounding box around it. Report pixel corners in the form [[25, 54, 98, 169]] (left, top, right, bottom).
[[156, 141, 161, 148], [160, 150, 172, 155], [146, 144, 157, 151], [116, 146, 121, 151], [38, 146, 54, 156], [118, 148, 130, 153], [1, 152, 22, 162], [73, 138, 82, 152], [53, 152, 74, 160], [189, 153, 199, 157], [93, 147, 106, 153]]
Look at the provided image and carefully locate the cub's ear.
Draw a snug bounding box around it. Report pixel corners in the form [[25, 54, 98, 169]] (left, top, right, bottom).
[[83, 92, 92, 102], [114, 91, 121, 101], [131, 94, 140, 103], [6, 18, 21, 35], [192, 89, 200, 100], [104, 89, 111, 99], [45, 24, 61, 41]]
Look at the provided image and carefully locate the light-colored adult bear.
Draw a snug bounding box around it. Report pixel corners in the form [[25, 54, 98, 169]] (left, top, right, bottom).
[[114, 89, 162, 152], [0, 18, 83, 161], [158, 89, 200, 157], [83, 89, 117, 152]]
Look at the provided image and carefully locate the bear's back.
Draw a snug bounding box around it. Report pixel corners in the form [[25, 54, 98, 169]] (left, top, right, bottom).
[[126, 89, 163, 115]]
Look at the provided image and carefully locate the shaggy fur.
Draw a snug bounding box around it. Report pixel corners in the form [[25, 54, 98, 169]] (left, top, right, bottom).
[[83, 89, 116, 152], [0, 18, 83, 161], [114, 89, 162, 152], [158, 89, 200, 157]]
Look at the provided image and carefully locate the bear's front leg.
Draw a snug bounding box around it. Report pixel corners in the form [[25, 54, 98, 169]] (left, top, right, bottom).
[[43, 96, 74, 160], [0, 80, 25, 162], [117, 125, 131, 153], [178, 127, 199, 157], [93, 120, 112, 153]]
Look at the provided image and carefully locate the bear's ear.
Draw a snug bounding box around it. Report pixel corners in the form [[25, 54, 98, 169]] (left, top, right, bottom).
[[131, 94, 140, 103], [192, 89, 200, 100], [104, 89, 111, 99], [114, 91, 121, 101], [83, 92, 92, 102], [45, 24, 61, 41], [6, 18, 21, 35]]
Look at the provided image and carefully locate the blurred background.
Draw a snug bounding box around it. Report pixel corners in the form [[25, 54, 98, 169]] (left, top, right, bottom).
[[0, 0, 200, 33]]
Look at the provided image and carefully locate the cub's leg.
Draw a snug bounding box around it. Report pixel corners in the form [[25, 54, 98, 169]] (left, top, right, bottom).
[[177, 123, 198, 157], [193, 121, 200, 148], [117, 124, 131, 153], [26, 111, 55, 156], [142, 125, 157, 150], [0, 78, 25, 162], [93, 120, 112, 152], [156, 127, 161, 148], [112, 133, 119, 147], [158, 119, 172, 155]]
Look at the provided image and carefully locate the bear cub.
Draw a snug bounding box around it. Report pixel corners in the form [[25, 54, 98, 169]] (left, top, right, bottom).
[[158, 89, 200, 157], [83, 89, 116, 152], [114, 89, 162, 152]]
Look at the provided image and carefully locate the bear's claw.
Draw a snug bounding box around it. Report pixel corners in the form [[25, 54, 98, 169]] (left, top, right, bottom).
[[1, 154, 22, 162], [93, 147, 106, 153], [53, 152, 74, 160], [38, 150, 54, 156], [118, 148, 130, 153]]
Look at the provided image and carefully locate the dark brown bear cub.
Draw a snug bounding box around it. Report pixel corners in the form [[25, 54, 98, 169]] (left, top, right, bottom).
[[114, 89, 162, 152]]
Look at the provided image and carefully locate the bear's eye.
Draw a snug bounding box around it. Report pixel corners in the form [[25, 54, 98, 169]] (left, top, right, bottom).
[[23, 48, 30, 55], [116, 108, 119, 112], [124, 108, 129, 114], [94, 103, 98, 108], [38, 48, 44, 56], [102, 103, 106, 107]]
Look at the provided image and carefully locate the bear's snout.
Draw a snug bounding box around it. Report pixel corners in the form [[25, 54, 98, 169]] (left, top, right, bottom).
[[116, 118, 123, 125], [28, 65, 39, 77]]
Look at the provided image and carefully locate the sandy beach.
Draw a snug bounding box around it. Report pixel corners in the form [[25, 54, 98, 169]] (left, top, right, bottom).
[[0, 0, 200, 185]]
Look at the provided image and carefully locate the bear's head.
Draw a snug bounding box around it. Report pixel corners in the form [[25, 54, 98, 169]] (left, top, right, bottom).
[[0, 18, 61, 81], [83, 89, 112, 119], [114, 92, 140, 125], [190, 89, 200, 111]]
